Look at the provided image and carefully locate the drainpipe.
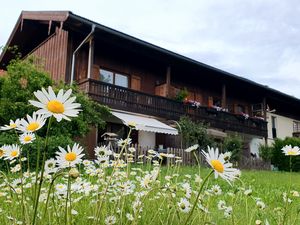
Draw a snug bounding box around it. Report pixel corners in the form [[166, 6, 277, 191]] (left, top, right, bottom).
[[70, 24, 96, 85]]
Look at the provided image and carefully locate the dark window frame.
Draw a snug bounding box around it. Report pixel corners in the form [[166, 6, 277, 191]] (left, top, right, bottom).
[[99, 67, 130, 88]]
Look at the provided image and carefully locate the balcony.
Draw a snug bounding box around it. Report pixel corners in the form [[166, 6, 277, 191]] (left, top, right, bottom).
[[79, 79, 268, 137]]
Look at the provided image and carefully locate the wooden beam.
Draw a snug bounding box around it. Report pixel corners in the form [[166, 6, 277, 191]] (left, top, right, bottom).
[[221, 84, 226, 108]]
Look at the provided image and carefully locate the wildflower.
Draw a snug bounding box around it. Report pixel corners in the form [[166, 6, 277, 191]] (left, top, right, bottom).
[[128, 147, 136, 153], [4, 144, 21, 160], [256, 201, 265, 210], [29, 86, 81, 122], [177, 198, 191, 213], [244, 189, 252, 196], [281, 145, 300, 156], [126, 213, 134, 221], [255, 220, 262, 225], [44, 158, 57, 174], [291, 190, 299, 197], [223, 151, 232, 161], [105, 215, 116, 225], [71, 209, 78, 215], [117, 138, 132, 147], [17, 112, 46, 133], [182, 182, 192, 198], [201, 146, 240, 184], [55, 183, 67, 195], [0, 145, 9, 159], [217, 200, 226, 210], [56, 143, 84, 168], [224, 206, 232, 218], [0, 119, 20, 131], [11, 164, 21, 173], [211, 184, 222, 195], [19, 132, 35, 145], [185, 144, 199, 152]]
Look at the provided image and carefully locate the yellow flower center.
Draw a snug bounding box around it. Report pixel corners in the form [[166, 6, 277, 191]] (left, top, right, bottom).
[[24, 136, 32, 142], [27, 122, 40, 132], [65, 152, 77, 162], [11, 150, 18, 157], [47, 100, 65, 113], [287, 150, 297, 155], [0, 149, 4, 157], [10, 123, 17, 128], [211, 160, 224, 173]]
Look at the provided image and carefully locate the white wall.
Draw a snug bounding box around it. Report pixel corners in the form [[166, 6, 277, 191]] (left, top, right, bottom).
[[138, 131, 156, 148], [249, 138, 264, 157], [266, 112, 299, 144]]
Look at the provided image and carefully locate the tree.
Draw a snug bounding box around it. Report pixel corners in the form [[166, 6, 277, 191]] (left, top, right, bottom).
[[0, 57, 110, 169], [178, 116, 213, 149]]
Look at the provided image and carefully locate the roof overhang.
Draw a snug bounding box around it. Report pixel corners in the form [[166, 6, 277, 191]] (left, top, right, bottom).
[[111, 111, 178, 135]]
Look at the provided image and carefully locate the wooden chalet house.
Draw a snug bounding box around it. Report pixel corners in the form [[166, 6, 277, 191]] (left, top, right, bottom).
[[1, 11, 300, 156]]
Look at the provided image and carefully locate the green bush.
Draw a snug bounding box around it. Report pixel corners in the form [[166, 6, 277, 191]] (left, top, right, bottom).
[[175, 87, 188, 102], [0, 57, 110, 170], [178, 116, 213, 149], [271, 137, 300, 171], [223, 135, 243, 162], [259, 144, 273, 162]]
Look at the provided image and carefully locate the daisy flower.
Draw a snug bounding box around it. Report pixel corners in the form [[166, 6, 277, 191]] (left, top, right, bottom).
[[105, 215, 116, 225], [29, 86, 81, 122], [281, 145, 300, 156], [19, 132, 35, 145], [177, 198, 191, 213], [17, 112, 46, 133], [0, 145, 9, 159], [4, 144, 21, 161], [56, 143, 84, 168], [201, 146, 240, 184], [185, 144, 199, 152], [44, 158, 58, 174], [0, 119, 20, 131]]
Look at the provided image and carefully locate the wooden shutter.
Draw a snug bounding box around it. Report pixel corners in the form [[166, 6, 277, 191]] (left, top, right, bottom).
[[131, 75, 141, 91], [92, 65, 100, 80]]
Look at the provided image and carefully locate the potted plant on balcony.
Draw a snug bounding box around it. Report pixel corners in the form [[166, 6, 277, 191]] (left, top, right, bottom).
[[174, 87, 188, 102]]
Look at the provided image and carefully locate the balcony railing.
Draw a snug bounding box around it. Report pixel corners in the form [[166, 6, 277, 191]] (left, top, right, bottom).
[[79, 79, 268, 137]]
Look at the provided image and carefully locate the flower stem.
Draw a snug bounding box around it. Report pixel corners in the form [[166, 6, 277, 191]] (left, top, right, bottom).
[[183, 170, 214, 225], [32, 117, 52, 225]]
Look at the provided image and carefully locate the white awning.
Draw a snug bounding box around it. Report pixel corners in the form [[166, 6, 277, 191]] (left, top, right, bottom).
[[111, 111, 178, 135]]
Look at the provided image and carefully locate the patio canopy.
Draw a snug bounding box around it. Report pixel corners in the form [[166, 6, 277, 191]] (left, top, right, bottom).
[[111, 111, 178, 135]]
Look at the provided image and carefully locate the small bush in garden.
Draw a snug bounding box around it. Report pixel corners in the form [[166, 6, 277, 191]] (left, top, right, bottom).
[[222, 134, 243, 162], [259, 144, 273, 162], [178, 116, 213, 149], [271, 137, 300, 171]]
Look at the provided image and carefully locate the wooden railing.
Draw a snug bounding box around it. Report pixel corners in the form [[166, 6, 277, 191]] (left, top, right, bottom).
[[79, 79, 268, 137]]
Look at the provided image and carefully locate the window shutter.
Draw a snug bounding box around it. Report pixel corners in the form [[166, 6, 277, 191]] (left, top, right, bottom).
[[131, 75, 141, 91]]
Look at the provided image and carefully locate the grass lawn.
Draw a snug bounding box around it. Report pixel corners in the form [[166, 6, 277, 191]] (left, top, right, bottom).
[[1, 163, 299, 225]]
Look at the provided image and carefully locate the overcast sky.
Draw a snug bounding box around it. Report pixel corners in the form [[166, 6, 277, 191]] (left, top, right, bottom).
[[1, 0, 300, 98]]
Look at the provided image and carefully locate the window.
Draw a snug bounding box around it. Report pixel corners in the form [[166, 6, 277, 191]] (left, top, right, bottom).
[[293, 121, 300, 133], [271, 116, 277, 138], [99, 69, 129, 88]]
